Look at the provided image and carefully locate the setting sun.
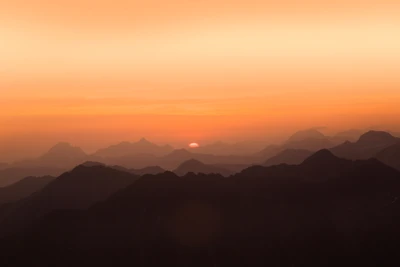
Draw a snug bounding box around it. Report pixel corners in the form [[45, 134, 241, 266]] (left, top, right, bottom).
[[189, 143, 200, 148]]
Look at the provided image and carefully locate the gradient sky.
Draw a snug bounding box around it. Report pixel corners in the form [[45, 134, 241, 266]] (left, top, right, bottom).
[[1, 1, 400, 161]]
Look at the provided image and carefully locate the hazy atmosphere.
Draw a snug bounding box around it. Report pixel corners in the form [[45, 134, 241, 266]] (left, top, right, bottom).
[[1, 1, 400, 162]]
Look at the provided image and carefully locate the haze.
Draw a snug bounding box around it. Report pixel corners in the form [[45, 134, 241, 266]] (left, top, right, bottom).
[[1, 0, 400, 162]]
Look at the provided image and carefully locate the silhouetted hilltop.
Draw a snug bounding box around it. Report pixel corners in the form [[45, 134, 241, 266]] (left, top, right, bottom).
[[286, 129, 326, 143], [376, 143, 400, 171], [94, 138, 173, 158], [11, 142, 89, 170], [334, 129, 363, 142], [331, 130, 399, 159], [174, 159, 232, 177], [191, 141, 267, 156], [0, 167, 64, 188], [265, 149, 313, 166], [130, 166, 165, 176], [4, 153, 400, 266], [0, 176, 55, 204], [80, 161, 106, 167], [0, 165, 137, 236]]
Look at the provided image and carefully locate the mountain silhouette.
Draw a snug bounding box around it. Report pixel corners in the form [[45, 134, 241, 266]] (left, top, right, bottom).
[[5, 153, 400, 266], [0, 167, 64, 187], [191, 141, 267, 156], [130, 166, 166, 176], [334, 129, 363, 142], [0, 165, 137, 236], [174, 159, 232, 176], [265, 149, 313, 166], [94, 138, 173, 158], [375, 143, 400, 171], [12, 142, 89, 169], [331, 130, 400, 159], [286, 129, 326, 143], [0, 176, 55, 204]]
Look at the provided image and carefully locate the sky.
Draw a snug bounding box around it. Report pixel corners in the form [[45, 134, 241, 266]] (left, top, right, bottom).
[[1, 1, 400, 161]]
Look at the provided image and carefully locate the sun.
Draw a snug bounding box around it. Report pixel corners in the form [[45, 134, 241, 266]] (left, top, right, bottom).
[[189, 142, 200, 148]]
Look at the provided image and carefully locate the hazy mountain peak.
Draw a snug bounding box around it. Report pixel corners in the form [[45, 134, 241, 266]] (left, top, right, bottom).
[[43, 142, 87, 159], [80, 161, 106, 167], [179, 159, 205, 168], [302, 149, 340, 165], [138, 137, 151, 144], [287, 129, 325, 143], [358, 130, 396, 143]]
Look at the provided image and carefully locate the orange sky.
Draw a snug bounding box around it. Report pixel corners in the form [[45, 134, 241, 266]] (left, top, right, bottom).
[[1, 0, 400, 162]]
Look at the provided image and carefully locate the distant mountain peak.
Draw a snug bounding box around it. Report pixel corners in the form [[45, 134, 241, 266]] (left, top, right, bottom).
[[44, 142, 86, 157], [80, 161, 106, 167], [358, 131, 396, 143], [138, 137, 150, 144], [179, 159, 205, 167], [287, 129, 325, 143], [302, 149, 341, 165]]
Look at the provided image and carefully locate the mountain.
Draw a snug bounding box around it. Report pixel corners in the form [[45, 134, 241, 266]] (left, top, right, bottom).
[[0, 167, 64, 187], [12, 142, 89, 169], [331, 131, 400, 160], [5, 150, 400, 266], [376, 143, 400, 171], [334, 129, 363, 142], [94, 138, 173, 158], [0, 176, 55, 204], [0, 165, 137, 236], [173, 159, 232, 176], [158, 149, 254, 170], [0, 163, 9, 170], [254, 144, 282, 161], [283, 137, 336, 151], [286, 129, 326, 143], [190, 141, 268, 156], [264, 149, 313, 166], [130, 166, 165, 176]]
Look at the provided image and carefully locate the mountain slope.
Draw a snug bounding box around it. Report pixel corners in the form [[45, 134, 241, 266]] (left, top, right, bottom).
[[94, 138, 173, 158], [331, 131, 400, 160], [376, 143, 400, 171], [0, 165, 137, 236], [173, 159, 232, 176], [264, 149, 313, 166], [2, 150, 400, 266], [0, 176, 55, 204]]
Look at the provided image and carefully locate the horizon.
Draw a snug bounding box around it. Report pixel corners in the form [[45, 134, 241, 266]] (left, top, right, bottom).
[[1, 1, 400, 161]]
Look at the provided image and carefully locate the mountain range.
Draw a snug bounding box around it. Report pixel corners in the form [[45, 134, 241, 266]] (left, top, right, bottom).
[[1, 149, 400, 266]]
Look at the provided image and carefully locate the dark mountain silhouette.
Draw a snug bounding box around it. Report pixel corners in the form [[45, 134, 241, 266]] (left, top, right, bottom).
[[0, 165, 137, 236], [0, 176, 55, 204], [130, 166, 165, 176], [265, 149, 313, 166], [376, 143, 400, 171], [94, 138, 173, 158], [331, 130, 400, 160], [212, 163, 251, 173], [4, 149, 400, 266], [0, 167, 64, 187], [173, 159, 232, 176]]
